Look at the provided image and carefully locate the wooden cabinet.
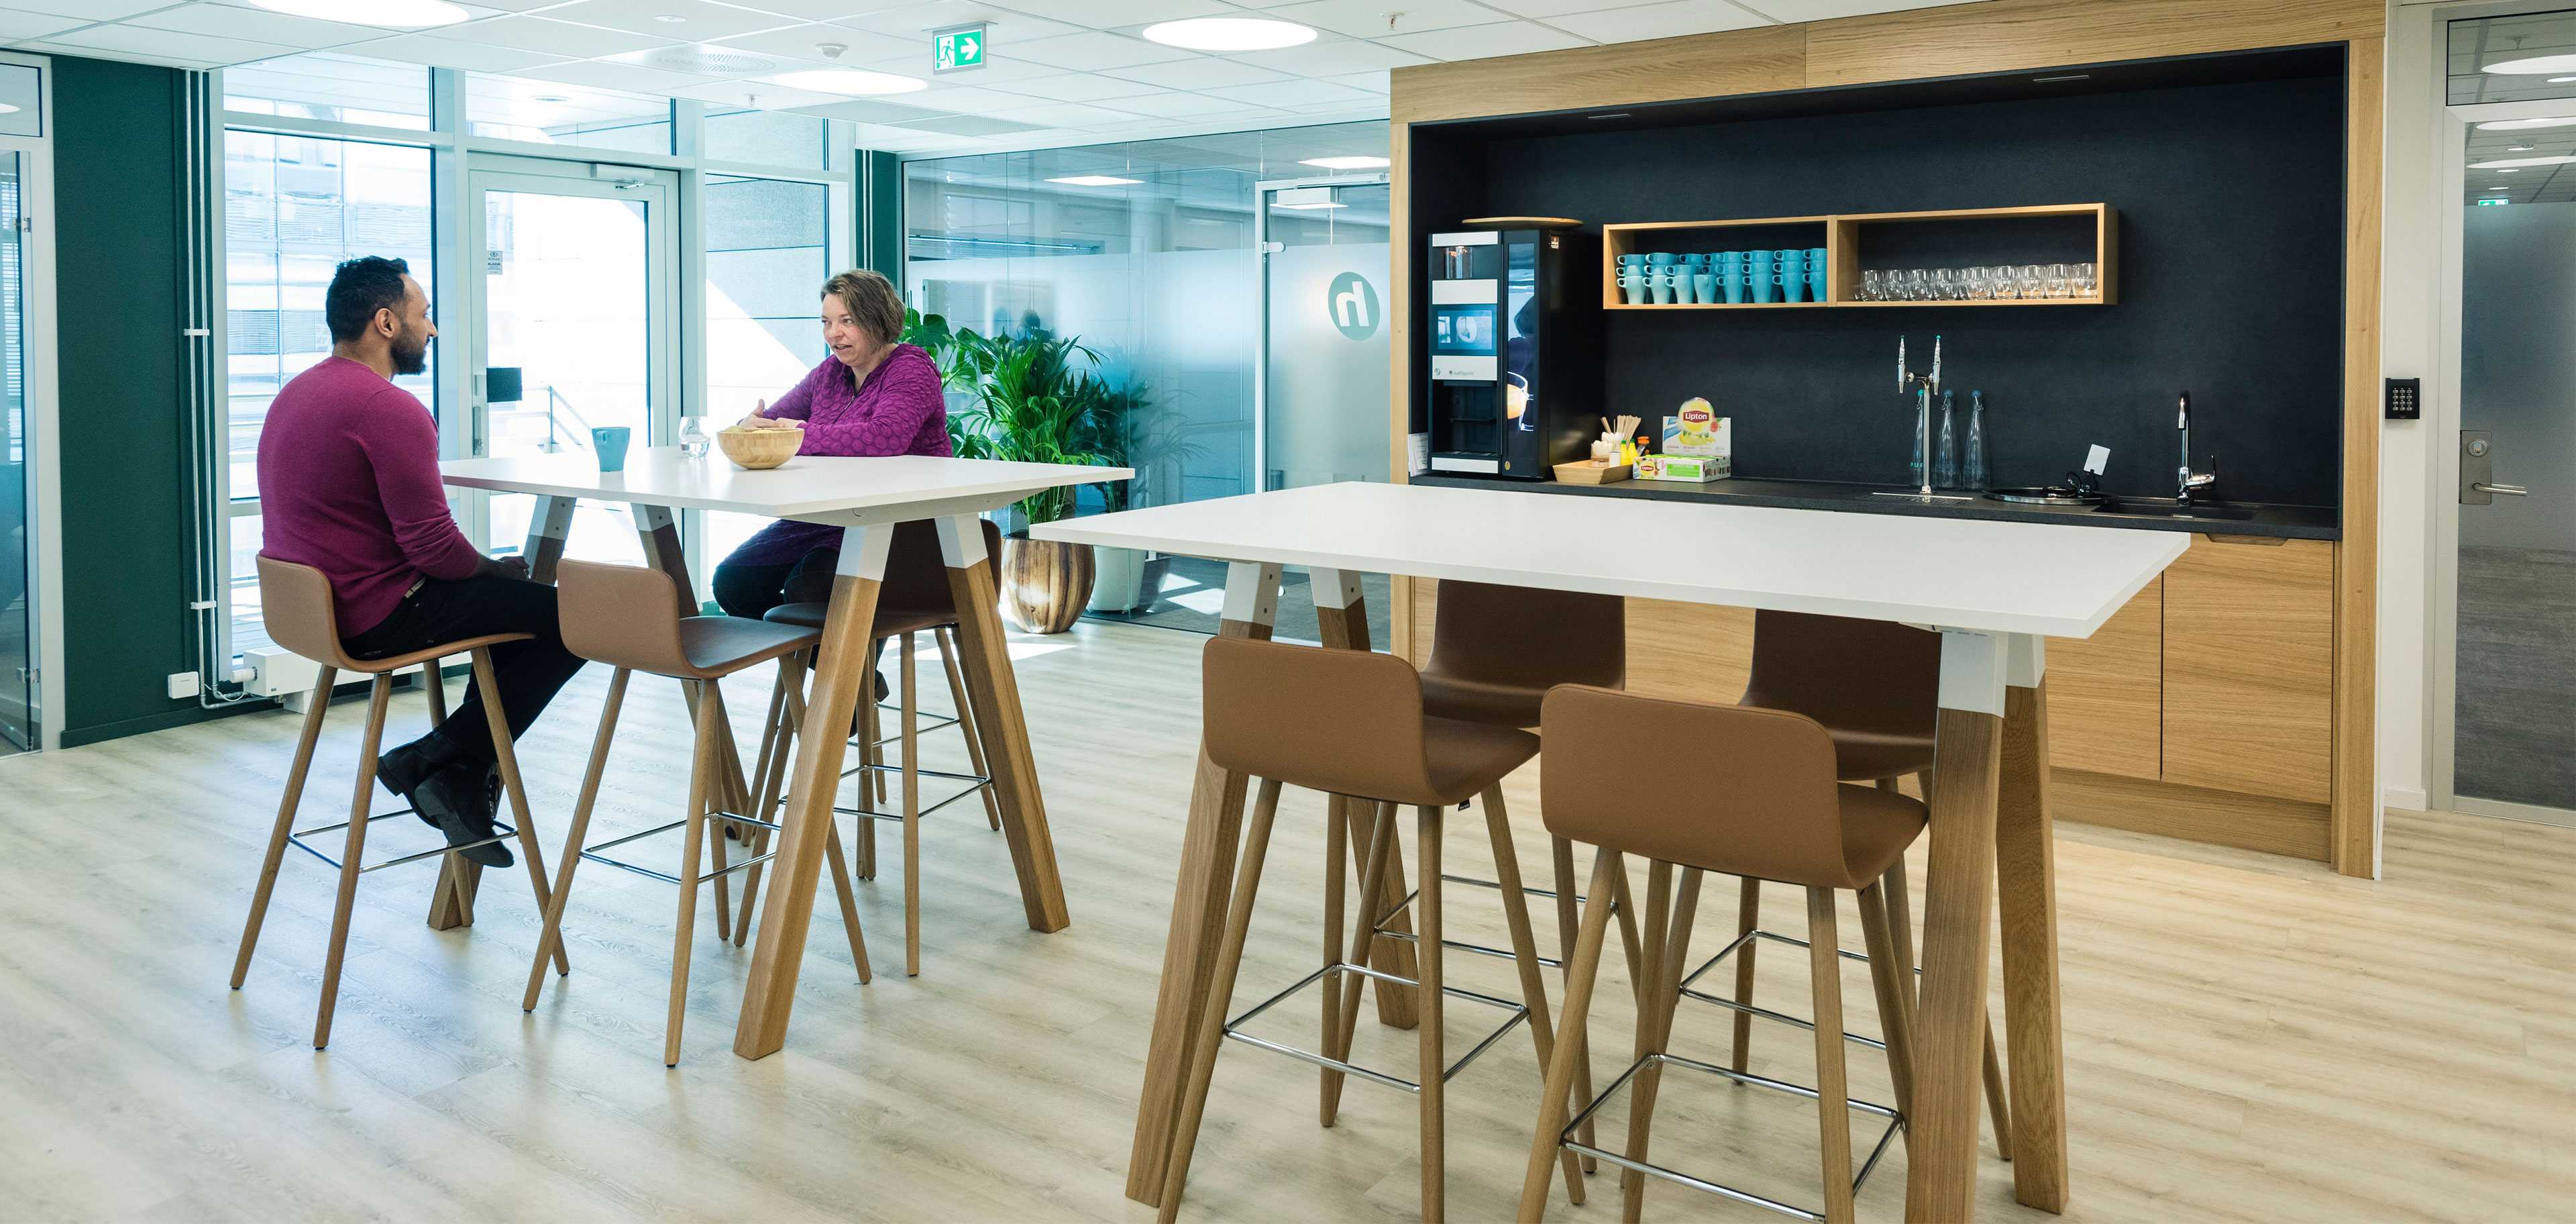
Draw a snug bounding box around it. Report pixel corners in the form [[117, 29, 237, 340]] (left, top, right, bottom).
[[2045, 576, 2163, 780], [2159, 536, 2335, 803]]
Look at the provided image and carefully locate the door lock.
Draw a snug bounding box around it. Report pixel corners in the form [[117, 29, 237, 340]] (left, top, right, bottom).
[[2461, 429, 2528, 505]]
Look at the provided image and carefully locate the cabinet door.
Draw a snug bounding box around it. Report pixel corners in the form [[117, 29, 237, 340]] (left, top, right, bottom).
[[2161, 536, 2334, 803], [2047, 576, 2163, 780]]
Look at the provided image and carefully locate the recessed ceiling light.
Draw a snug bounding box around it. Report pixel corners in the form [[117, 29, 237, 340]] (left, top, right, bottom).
[[2554, 76, 2576, 83], [2476, 116, 2576, 130], [2470, 154, 2576, 168], [2509, 144, 2537, 151], [2483, 54, 2576, 74], [248, 0, 466, 26], [1274, 201, 1347, 210], [0, 103, 17, 115], [1047, 174, 1140, 187], [655, 13, 686, 21], [2489, 186, 2512, 191], [770, 68, 927, 96], [2497, 167, 2523, 172], [1141, 17, 1316, 52], [1299, 156, 1389, 170], [531, 94, 572, 103]]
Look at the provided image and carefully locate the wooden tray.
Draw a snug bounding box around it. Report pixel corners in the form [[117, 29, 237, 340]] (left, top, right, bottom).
[[1554, 459, 1632, 485]]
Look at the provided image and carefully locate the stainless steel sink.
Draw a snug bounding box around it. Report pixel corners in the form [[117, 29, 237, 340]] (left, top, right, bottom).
[[2092, 498, 2254, 521]]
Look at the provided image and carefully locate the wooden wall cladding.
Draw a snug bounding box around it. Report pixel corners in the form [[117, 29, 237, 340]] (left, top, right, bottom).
[[1803, 0, 2383, 89], [1391, 23, 1803, 123]]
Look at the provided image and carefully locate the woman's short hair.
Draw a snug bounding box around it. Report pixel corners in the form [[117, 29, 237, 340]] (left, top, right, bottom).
[[822, 268, 906, 348]]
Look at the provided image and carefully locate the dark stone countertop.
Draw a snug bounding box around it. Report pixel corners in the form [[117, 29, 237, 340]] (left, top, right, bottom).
[[1407, 472, 2339, 541]]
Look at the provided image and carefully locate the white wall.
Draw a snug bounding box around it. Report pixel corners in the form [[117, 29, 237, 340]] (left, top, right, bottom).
[[2381, 2, 2443, 816]]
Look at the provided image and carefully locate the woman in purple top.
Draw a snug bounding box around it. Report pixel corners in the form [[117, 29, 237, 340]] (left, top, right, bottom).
[[712, 269, 953, 618]]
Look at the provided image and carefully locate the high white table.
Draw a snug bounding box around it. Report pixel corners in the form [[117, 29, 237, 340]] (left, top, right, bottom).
[[442, 448, 1128, 1060], [1036, 480, 2186, 1222]]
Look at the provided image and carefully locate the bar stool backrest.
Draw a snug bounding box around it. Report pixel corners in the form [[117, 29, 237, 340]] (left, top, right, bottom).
[[1741, 610, 1938, 742], [1203, 636, 1432, 802], [256, 555, 363, 671], [558, 560, 693, 674], [1428, 578, 1624, 691], [877, 518, 1005, 613], [1539, 683, 1858, 888]]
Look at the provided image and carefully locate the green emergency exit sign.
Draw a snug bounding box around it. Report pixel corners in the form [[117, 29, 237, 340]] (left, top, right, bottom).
[[934, 23, 987, 73]]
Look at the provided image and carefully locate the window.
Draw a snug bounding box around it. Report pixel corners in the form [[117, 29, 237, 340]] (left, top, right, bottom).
[[224, 53, 430, 132], [707, 109, 827, 169], [468, 74, 670, 154], [704, 175, 832, 562]]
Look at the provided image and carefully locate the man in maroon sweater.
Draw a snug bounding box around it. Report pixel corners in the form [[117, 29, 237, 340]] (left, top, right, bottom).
[[257, 256, 583, 866]]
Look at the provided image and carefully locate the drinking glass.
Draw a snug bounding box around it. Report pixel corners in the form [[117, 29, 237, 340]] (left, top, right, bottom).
[[679, 415, 711, 458], [1963, 266, 1990, 300], [1860, 268, 1884, 301], [1931, 268, 1957, 301], [2073, 261, 2098, 297], [1902, 269, 1931, 301], [2017, 264, 2046, 299], [2046, 262, 2071, 299]]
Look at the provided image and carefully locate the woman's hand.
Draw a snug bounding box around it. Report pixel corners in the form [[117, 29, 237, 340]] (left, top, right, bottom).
[[737, 399, 795, 430]]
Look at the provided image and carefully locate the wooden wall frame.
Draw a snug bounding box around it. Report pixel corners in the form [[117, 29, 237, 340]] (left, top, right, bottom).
[[1386, 0, 2385, 878]]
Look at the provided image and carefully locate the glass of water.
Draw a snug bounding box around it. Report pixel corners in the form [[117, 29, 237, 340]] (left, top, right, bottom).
[[679, 415, 711, 458]]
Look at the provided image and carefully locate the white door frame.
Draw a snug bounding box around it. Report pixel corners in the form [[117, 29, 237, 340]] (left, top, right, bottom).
[[459, 156, 680, 558], [1250, 172, 1389, 494], [0, 51, 57, 753], [2427, 87, 2576, 828]]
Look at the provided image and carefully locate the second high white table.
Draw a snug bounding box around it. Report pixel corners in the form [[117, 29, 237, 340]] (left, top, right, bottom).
[[1037, 480, 2185, 1222], [443, 448, 1128, 1060]]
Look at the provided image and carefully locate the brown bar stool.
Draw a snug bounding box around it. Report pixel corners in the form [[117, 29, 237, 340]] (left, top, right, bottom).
[[1702, 610, 2012, 1158], [738, 517, 1004, 977], [1159, 636, 1582, 1223], [230, 556, 567, 1050], [1519, 684, 1925, 1224], [522, 560, 871, 1066]]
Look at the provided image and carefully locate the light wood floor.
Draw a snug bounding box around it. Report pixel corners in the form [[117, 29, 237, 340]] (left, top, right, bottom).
[[3, 619, 2571, 1222]]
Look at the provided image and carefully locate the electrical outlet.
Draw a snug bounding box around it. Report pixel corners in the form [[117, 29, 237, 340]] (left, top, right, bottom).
[[2385, 376, 2421, 420], [166, 671, 200, 701]]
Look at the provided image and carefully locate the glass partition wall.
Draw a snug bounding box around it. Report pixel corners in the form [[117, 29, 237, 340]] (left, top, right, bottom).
[[209, 54, 853, 696], [900, 121, 1390, 638]]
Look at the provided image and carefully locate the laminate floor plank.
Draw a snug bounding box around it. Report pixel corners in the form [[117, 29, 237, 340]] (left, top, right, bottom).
[[1, 620, 2571, 1222]]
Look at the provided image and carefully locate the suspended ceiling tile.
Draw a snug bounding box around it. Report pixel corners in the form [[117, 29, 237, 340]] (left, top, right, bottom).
[[1100, 89, 1269, 117], [43, 23, 297, 66], [0, 0, 170, 19], [1225, 37, 1431, 77], [708, 23, 920, 68], [1257, 0, 1516, 41], [507, 58, 722, 93], [983, 101, 1150, 128], [1378, 21, 1591, 60], [1008, 30, 1199, 70], [124, 3, 383, 48], [1095, 56, 1290, 91], [1003, 72, 1167, 102], [830, 3, 1086, 44], [439, 15, 679, 58], [349, 34, 570, 73], [1200, 76, 1377, 108], [1323, 70, 1391, 95], [664, 79, 853, 110], [0, 11, 85, 41], [1546, 1, 1772, 43], [902, 83, 1054, 114], [541, 0, 802, 42], [1026, 0, 1233, 26]]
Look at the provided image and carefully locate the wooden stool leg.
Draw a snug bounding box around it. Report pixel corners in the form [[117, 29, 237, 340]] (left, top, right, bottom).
[[1320, 790, 1346, 1125], [525, 668, 629, 1010], [1621, 866, 1703, 1224], [1617, 860, 1672, 1223], [666, 694, 719, 1066], [857, 684, 880, 880], [315, 674, 394, 1050], [1416, 803, 1446, 1222], [1729, 877, 1760, 1072], [822, 811, 874, 984], [936, 626, 1002, 832], [1984, 1018, 2015, 1161], [233, 665, 333, 990], [735, 650, 806, 946], [706, 682, 735, 947], [1807, 887, 1857, 1224], [1155, 778, 1285, 1224], [472, 648, 568, 976], [1516, 847, 1623, 1224], [1481, 788, 1587, 1207], [1550, 836, 1601, 1174], [902, 631, 922, 976], [1857, 878, 1917, 1121], [1322, 793, 1397, 1127], [1609, 863, 1646, 1012]]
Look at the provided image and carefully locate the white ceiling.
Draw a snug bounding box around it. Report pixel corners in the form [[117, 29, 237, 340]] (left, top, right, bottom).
[[2447, 9, 2576, 205], [6, 0, 1988, 156]]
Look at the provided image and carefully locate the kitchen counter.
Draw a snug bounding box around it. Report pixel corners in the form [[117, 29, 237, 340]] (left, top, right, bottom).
[[1408, 472, 2339, 540]]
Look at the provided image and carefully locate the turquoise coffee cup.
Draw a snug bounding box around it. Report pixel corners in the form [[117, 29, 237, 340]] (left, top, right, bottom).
[[592, 425, 632, 472]]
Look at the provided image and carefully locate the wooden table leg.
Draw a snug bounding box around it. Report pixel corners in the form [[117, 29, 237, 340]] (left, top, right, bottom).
[[1127, 560, 1281, 1205], [1998, 639, 2069, 1211], [1309, 567, 1418, 1029], [638, 505, 756, 819], [1907, 628, 2008, 1223], [734, 525, 890, 1060], [431, 492, 576, 931], [937, 514, 1071, 933]]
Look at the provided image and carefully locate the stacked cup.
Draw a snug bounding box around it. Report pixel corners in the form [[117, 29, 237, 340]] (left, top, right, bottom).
[[1615, 252, 1649, 303], [1747, 248, 1778, 303]]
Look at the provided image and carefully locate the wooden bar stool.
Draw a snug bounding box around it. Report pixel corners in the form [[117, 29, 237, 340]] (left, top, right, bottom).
[[737, 517, 1004, 977], [1707, 611, 2012, 1157], [521, 560, 871, 1066], [230, 556, 568, 1050], [1519, 684, 1926, 1224], [1159, 636, 1581, 1223]]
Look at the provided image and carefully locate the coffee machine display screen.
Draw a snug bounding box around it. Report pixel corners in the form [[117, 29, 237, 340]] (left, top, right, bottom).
[[1432, 304, 1497, 356]]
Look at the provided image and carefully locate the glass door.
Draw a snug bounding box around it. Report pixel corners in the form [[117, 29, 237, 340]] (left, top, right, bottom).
[[0, 150, 30, 754], [2436, 80, 2576, 825], [463, 160, 676, 565]]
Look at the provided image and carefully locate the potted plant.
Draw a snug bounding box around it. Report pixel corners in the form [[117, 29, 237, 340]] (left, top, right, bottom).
[[1078, 382, 1203, 614], [941, 326, 1121, 633]]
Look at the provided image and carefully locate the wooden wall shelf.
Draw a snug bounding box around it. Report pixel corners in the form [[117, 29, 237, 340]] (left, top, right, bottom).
[[1602, 203, 2117, 309]]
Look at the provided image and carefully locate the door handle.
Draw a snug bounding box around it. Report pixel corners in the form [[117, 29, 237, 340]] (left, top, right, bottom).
[[2473, 481, 2528, 497]]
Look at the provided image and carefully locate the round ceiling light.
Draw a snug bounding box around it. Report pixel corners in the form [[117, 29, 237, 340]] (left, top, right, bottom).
[[2469, 154, 2576, 168], [248, 0, 467, 26], [771, 68, 928, 96], [1141, 17, 1317, 52], [2481, 54, 2576, 74], [2475, 116, 2576, 130]]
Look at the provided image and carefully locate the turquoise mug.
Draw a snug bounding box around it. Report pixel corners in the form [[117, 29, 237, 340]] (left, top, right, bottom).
[[1693, 272, 1717, 303], [1617, 253, 1648, 267], [1619, 274, 1647, 305], [592, 425, 632, 472], [1716, 250, 1745, 269], [1805, 247, 1827, 269], [1681, 252, 1709, 268], [1781, 264, 1808, 302], [1721, 268, 1746, 303], [1805, 266, 1827, 299], [1750, 266, 1778, 303], [1647, 250, 1677, 266]]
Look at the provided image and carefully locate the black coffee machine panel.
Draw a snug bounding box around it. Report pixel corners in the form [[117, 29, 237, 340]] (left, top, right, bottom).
[[1425, 227, 1598, 479]]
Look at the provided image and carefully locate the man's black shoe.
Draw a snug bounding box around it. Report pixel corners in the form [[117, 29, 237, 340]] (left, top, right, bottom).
[[413, 760, 513, 868], [379, 733, 467, 831]]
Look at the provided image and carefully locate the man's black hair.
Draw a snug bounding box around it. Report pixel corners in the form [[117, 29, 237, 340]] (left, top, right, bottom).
[[325, 256, 411, 343]]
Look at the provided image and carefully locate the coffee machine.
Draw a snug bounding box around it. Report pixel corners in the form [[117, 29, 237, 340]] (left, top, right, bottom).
[[1424, 225, 1598, 479]]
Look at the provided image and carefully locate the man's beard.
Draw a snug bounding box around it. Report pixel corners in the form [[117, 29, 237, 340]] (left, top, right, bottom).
[[391, 327, 430, 376]]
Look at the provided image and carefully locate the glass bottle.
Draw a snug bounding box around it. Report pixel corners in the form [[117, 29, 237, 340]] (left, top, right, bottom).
[[1932, 389, 1958, 489], [1909, 391, 1926, 488], [679, 415, 711, 458], [1963, 390, 1989, 491]]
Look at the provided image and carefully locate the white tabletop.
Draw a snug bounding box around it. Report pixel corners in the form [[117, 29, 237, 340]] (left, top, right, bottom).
[[440, 448, 1131, 523], [1034, 481, 2184, 639]]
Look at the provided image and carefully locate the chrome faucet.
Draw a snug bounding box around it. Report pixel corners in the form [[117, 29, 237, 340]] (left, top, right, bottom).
[[1898, 334, 1941, 499], [2176, 391, 2218, 505]]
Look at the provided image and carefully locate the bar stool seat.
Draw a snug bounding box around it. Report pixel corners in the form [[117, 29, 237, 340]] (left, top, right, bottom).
[[230, 556, 567, 1051], [677, 616, 816, 676]]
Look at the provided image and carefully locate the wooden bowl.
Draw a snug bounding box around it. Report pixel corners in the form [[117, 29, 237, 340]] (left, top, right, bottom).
[[717, 425, 802, 470]]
